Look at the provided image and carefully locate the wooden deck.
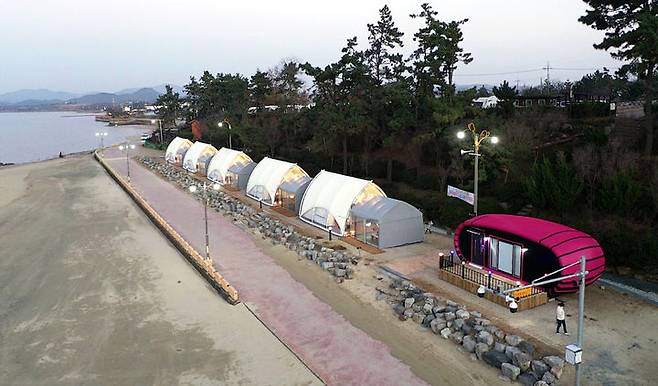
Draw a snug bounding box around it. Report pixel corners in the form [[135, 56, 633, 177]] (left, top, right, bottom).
[[272, 206, 297, 218], [342, 236, 384, 255]]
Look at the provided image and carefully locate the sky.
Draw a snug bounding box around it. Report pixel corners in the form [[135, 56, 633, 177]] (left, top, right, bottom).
[[0, 0, 622, 94]]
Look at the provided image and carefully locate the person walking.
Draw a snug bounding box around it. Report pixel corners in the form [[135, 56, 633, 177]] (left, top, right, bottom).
[[556, 301, 569, 335]]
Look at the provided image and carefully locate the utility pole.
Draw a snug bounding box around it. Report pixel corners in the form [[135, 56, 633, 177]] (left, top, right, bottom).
[[542, 61, 552, 84]]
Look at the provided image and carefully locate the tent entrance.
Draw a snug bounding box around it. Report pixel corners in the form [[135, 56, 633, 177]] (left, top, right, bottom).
[[351, 215, 380, 247]]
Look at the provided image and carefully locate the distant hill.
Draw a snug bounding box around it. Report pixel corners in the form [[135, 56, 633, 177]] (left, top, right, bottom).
[[68, 88, 161, 105], [116, 84, 184, 96], [0, 89, 79, 104]]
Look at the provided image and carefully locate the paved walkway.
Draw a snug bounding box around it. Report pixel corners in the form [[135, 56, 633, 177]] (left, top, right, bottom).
[[102, 149, 426, 386]]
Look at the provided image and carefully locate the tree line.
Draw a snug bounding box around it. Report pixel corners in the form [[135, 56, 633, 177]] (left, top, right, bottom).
[[155, 2, 658, 272]]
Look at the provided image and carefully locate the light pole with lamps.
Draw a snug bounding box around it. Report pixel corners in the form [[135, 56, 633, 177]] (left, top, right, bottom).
[[189, 182, 221, 261], [151, 119, 163, 144], [95, 131, 108, 150], [118, 143, 136, 182], [456, 122, 499, 216], [218, 119, 232, 149]]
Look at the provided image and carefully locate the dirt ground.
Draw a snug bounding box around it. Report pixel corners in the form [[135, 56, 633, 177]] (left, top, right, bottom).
[[384, 246, 658, 386], [0, 157, 320, 386]]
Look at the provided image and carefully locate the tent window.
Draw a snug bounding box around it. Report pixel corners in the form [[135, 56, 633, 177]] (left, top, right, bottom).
[[488, 236, 522, 278]]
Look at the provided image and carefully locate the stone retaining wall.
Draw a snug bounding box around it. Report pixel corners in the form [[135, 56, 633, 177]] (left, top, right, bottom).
[[377, 278, 564, 386], [95, 151, 240, 305], [138, 156, 361, 284]]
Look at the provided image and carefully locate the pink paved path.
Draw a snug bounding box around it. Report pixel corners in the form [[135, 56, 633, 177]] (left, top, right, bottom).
[[103, 149, 427, 386]]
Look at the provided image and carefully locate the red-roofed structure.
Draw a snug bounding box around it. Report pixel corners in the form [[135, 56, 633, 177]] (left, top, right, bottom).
[[454, 214, 605, 295]]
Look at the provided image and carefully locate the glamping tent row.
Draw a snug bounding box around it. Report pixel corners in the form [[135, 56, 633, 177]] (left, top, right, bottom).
[[164, 137, 424, 248]]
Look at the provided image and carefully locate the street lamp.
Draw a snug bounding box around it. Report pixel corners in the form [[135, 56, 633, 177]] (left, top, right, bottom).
[[118, 143, 136, 182], [95, 132, 108, 150], [151, 119, 163, 144], [328, 225, 333, 241], [218, 119, 232, 149], [189, 182, 221, 261], [456, 122, 499, 216]]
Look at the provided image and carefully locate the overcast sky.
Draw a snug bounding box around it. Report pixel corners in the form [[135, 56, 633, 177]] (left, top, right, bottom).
[[0, 0, 622, 94]]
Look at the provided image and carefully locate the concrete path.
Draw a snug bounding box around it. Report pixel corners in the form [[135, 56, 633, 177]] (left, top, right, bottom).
[[103, 149, 427, 386]]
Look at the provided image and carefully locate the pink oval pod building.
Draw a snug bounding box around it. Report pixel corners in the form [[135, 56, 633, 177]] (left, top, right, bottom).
[[453, 214, 605, 295]]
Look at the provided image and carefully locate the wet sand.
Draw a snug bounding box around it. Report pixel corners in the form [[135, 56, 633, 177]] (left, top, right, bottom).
[[0, 156, 320, 385]]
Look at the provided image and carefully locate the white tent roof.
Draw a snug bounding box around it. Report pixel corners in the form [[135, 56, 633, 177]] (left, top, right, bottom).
[[206, 148, 253, 184], [165, 137, 192, 162], [246, 157, 309, 203], [299, 170, 386, 235], [182, 142, 217, 172]]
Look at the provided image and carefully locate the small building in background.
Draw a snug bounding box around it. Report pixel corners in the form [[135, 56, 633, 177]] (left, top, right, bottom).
[[246, 157, 311, 213], [472, 96, 499, 109], [207, 148, 255, 190], [165, 137, 193, 165], [182, 142, 217, 175], [453, 214, 605, 295]]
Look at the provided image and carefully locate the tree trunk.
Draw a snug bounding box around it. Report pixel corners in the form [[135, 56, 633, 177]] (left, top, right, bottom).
[[386, 158, 393, 183], [644, 72, 655, 157], [342, 136, 348, 175]]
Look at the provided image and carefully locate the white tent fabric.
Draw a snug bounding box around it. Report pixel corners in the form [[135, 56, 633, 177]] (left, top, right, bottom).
[[165, 137, 193, 163], [246, 157, 309, 205], [182, 142, 217, 173], [206, 148, 253, 184], [299, 170, 386, 235]]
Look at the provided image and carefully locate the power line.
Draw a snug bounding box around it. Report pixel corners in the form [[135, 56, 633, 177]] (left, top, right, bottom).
[[453, 65, 618, 77]]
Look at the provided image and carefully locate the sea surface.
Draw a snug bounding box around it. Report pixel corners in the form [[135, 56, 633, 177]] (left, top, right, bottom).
[[0, 111, 147, 164]]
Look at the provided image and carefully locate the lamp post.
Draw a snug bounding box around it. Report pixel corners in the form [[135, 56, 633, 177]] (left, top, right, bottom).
[[189, 182, 221, 261], [95, 131, 108, 150], [456, 123, 499, 216], [328, 225, 333, 241], [151, 119, 163, 144], [118, 143, 136, 182], [218, 119, 232, 149]]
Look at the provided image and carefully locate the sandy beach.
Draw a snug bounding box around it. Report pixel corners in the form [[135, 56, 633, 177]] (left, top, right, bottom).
[[0, 156, 320, 385]]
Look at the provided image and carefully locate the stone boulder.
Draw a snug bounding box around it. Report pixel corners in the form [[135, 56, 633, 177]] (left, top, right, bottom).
[[505, 335, 523, 346], [531, 360, 550, 378], [440, 327, 451, 339], [494, 342, 506, 353], [452, 318, 465, 331], [404, 297, 415, 308], [534, 381, 549, 386], [462, 335, 477, 353], [475, 342, 489, 360], [412, 312, 425, 324], [501, 363, 521, 381], [512, 351, 532, 372], [542, 371, 557, 384], [517, 340, 535, 355], [430, 319, 446, 334], [444, 312, 456, 321], [455, 309, 470, 319], [482, 350, 509, 369], [505, 345, 521, 360], [476, 330, 494, 346], [543, 355, 564, 371], [450, 331, 464, 345], [517, 372, 538, 386]]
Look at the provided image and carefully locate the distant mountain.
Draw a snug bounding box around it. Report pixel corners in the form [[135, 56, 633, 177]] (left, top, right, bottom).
[[69, 88, 161, 105], [116, 84, 184, 96], [0, 89, 79, 104], [456, 83, 497, 91]]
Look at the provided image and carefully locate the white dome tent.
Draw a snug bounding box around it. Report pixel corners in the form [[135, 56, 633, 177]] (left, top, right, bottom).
[[206, 148, 255, 190], [182, 142, 218, 175], [165, 137, 193, 165], [246, 157, 310, 212], [299, 170, 423, 248]]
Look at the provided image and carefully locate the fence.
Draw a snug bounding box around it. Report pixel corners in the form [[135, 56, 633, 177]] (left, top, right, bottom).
[[439, 255, 548, 311]]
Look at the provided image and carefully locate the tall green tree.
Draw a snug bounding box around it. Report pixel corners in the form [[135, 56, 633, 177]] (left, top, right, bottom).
[[492, 80, 518, 117], [580, 0, 658, 156], [155, 85, 181, 128]]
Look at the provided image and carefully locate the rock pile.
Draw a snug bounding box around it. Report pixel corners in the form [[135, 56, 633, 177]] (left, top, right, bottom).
[[380, 278, 564, 385], [138, 157, 359, 282]]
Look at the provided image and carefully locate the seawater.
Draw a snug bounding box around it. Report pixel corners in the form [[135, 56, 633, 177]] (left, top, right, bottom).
[[0, 111, 147, 164]]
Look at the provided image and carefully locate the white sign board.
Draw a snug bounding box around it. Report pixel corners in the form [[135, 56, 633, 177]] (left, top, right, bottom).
[[447, 185, 475, 206]]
